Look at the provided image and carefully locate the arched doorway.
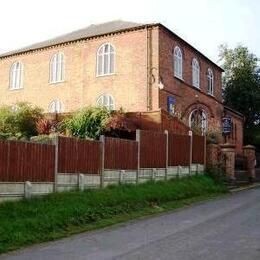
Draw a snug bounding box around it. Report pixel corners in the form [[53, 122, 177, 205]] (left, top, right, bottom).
[[189, 109, 208, 135]]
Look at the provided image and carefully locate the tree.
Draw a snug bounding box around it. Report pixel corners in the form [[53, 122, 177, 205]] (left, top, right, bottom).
[[219, 44, 260, 146]]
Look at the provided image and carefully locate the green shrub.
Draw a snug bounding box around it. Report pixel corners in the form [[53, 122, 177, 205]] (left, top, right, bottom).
[[206, 128, 222, 144], [30, 134, 54, 144], [61, 106, 111, 139], [0, 102, 43, 138], [0, 132, 12, 140]]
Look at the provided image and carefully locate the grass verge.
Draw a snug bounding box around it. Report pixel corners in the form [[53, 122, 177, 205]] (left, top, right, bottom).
[[0, 175, 228, 254]]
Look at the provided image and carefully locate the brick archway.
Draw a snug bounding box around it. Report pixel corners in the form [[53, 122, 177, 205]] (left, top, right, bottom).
[[183, 102, 214, 120]]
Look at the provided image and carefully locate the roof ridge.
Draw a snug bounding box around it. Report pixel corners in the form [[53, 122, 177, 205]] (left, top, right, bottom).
[[0, 20, 145, 58]]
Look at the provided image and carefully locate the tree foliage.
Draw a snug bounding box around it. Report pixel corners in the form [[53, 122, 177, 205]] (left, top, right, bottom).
[[0, 102, 43, 139], [219, 44, 260, 146], [61, 106, 111, 139], [219, 44, 260, 127]]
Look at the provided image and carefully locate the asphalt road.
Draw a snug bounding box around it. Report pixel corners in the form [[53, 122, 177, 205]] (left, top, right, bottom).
[[2, 188, 260, 260]]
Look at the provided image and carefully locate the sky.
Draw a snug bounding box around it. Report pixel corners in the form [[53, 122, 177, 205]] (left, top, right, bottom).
[[1, 0, 260, 64]]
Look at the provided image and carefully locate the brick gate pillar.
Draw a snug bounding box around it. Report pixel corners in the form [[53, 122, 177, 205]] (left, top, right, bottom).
[[206, 144, 220, 168], [220, 143, 236, 181], [243, 145, 256, 182]]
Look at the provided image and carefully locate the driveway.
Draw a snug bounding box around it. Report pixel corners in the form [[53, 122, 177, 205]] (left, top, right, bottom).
[[2, 188, 260, 260]]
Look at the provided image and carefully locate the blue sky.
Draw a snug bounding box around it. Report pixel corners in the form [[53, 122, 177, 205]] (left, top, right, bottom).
[[1, 0, 259, 64]]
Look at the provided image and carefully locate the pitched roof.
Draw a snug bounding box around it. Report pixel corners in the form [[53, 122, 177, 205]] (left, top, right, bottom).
[[0, 20, 144, 58], [0, 19, 223, 71]]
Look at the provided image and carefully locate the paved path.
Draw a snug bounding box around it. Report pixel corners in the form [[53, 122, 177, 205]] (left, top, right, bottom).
[[2, 188, 260, 260]]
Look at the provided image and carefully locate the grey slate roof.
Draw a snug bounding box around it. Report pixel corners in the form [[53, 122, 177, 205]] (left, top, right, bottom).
[[0, 20, 144, 58], [0, 19, 223, 71]]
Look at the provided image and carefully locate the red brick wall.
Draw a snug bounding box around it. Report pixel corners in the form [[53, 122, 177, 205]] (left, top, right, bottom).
[[0, 28, 158, 113], [158, 28, 224, 133]]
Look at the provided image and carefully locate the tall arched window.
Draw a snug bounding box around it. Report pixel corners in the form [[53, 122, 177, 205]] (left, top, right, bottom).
[[207, 68, 214, 95], [192, 58, 200, 88], [10, 61, 23, 89], [174, 46, 183, 79], [189, 109, 207, 135], [50, 52, 65, 83], [49, 99, 64, 113], [97, 43, 115, 76], [97, 94, 115, 110]]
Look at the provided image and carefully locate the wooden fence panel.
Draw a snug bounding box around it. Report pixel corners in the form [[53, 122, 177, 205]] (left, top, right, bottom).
[[168, 134, 191, 166], [105, 137, 138, 170], [0, 140, 55, 182], [192, 135, 205, 164], [140, 130, 166, 168], [58, 136, 101, 174]]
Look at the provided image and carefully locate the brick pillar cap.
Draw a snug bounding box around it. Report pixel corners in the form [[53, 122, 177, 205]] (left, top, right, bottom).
[[243, 145, 256, 150], [220, 143, 235, 149]]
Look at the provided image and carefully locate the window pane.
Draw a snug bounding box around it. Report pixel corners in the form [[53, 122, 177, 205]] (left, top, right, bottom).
[[110, 53, 114, 73], [104, 54, 108, 74]]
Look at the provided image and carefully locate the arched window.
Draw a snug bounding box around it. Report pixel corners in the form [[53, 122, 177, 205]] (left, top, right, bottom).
[[97, 94, 115, 110], [207, 68, 214, 95], [50, 52, 65, 83], [49, 99, 64, 113], [97, 43, 115, 76], [10, 61, 23, 89], [174, 46, 183, 79], [189, 109, 207, 135], [192, 58, 200, 88]]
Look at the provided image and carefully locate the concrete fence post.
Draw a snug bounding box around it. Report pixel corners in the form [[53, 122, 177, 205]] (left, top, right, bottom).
[[177, 165, 182, 178], [189, 130, 193, 175], [78, 174, 85, 191], [164, 130, 169, 180], [152, 168, 157, 180], [136, 129, 141, 184], [24, 181, 32, 199], [100, 135, 105, 188], [119, 170, 125, 184]]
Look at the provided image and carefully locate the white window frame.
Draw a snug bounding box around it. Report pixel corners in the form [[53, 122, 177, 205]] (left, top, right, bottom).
[[192, 58, 200, 89], [96, 43, 115, 76], [96, 94, 115, 110], [173, 46, 183, 79], [48, 99, 64, 113], [49, 52, 65, 84], [189, 109, 208, 135], [9, 61, 23, 90], [207, 68, 214, 96]]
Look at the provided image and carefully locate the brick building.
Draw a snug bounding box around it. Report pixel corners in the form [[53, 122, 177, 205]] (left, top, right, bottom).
[[0, 20, 244, 152]]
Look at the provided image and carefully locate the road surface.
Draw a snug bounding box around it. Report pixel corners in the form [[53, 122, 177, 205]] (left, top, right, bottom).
[[2, 188, 260, 260]]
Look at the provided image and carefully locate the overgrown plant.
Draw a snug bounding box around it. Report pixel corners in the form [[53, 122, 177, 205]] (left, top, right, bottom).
[[0, 102, 43, 138], [206, 127, 222, 144], [61, 106, 111, 139]]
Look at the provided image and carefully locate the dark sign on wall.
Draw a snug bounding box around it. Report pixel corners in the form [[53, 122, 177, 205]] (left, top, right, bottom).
[[167, 96, 176, 115], [222, 116, 233, 134]]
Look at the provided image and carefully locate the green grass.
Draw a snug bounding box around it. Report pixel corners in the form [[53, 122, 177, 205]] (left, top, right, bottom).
[[0, 175, 228, 254]]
